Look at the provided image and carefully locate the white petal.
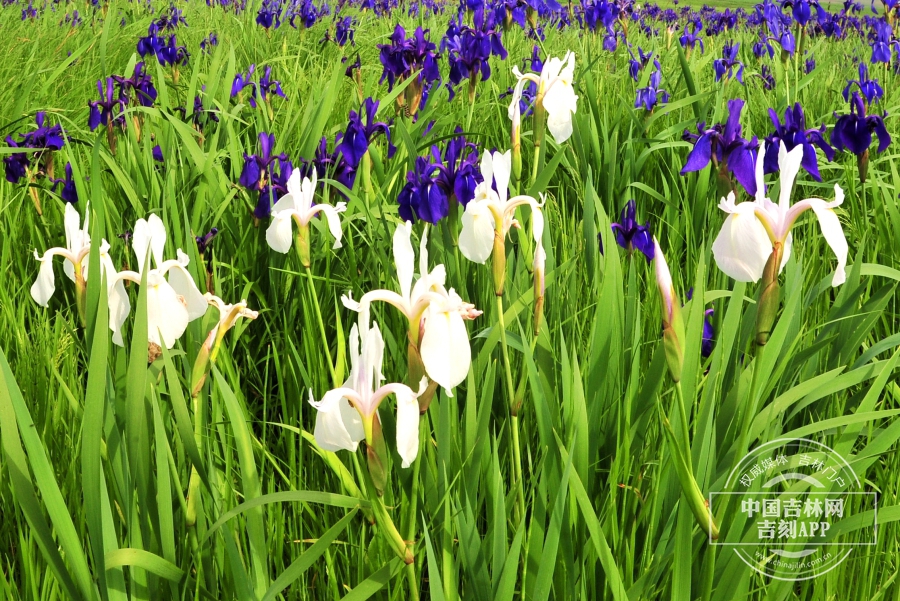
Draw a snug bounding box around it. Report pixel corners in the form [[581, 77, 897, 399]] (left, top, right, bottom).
[[394, 383, 422, 468], [64, 203, 88, 254], [711, 197, 772, 282], [316, 202, 346, 249], [492, 150, 511, 204], [420, 303, 471, 391], [459, 201, 495, 264], [807, 196, 848, 287], [777, 142, 804, 211], [309, 389, 364, 453], [394, 221, 415, 302], [147, 279, 189, 348], [418, 225, 429, 281], [265, 212, 295, 254], [108, 278, 130, 347], [543, 83, 578, 144], [30, 252, 56, 307], [480, 150, 494, 191], [270, 192, 297, 215], [165, 255, 207, 321]]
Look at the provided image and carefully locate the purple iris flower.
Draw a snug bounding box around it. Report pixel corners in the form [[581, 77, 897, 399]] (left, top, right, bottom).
[[713, 41, 744, 84], [763, 104, 835, 180], [344, 54, 361, 78], [195, 227, 219, 253], [843, 62, 883, 105], [4, 139, 30, 183], [113, 62, 157, 107], [257, 0, 282, 29], [175, 94, 220, 130], [377, 24, 441, 91], [232, 64, 257, 98], [781, 0, 811, 25], [20, 112, 65, 150], [201, 32, 218, 54], [22, 2, 37, 20], [336, 98, 394, 169], [335, 16, 355, 45], [153, 145, 164, 163], [627, 46, 653, 82], [88, 78, 125, 130], [679, 19, 704, 52], [300, 136, 357, 193], [239, 133, 290, 217], [634, 60, 669, 111], [443, 9, 507, 100], [137, 24, 166, 58], [764, 3, 796, 55], [610, 199, 654, 261], [870, 20, 897, 64], [154, 4, 187, 30], [681, 99, 759, 196], [753, 33, 775, 58], [580, 0, 618, 33], [755, 64, 776, 90], [398, 156, 447, 224], [431, 128, 482, 205], [158, 35, 189, 66], [50, 163, 78, 204], [258, 66, 287, 103], [805, 56, 816, 73], [832, 92, 891, 156]]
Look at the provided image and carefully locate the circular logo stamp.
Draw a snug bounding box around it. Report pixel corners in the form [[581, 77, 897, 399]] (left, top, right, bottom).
[[709, 438, 877, 581]]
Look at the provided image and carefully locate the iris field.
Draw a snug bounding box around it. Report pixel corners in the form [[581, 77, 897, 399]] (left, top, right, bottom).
[[1, 0, 900, 599]]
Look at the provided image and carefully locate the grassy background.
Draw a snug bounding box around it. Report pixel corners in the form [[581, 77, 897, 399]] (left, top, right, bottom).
[[1, 1, 900, 600]]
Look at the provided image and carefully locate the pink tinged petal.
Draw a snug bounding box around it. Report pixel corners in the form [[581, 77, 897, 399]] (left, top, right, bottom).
[[265, 211, 295, 253], [31, 251, 56, 306], [308, 388, 365, 452], [459, 201, 495, 264], [165, 255, 207, 321], [711, 200, 772, 282], [420, 303, 471, 392], [316, 203, 345, 249], [394, 221, 415, 301], [147, 279, 190, 348], [393, 383, 422, 468]]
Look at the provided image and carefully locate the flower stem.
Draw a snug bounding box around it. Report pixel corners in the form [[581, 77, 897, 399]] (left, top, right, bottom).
[[496, 295, 526, 523], [304, 266, 339, 387]]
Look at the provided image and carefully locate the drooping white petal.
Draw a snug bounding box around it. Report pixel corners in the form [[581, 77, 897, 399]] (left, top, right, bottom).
[[394, 221, 415, 302], [801, 192, 848, 286], [420, 300, 471, 393], [265, 211, 296, 254], [270, 191, 297, 216], [165, 252, 207, 321], [711, 195, 772, 283], [316, 202, 346, 249], [146, 277, 190, 348], [107, 276, 131, 347], [394, 383, 422, 468], [30, 251, 56, 307], [309, 388, 365, 452], [459, 201, 496, 264]]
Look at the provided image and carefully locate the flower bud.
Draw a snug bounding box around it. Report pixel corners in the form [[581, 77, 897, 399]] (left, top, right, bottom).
[[295, 223, 311, 268], [857, 148, 869, 185], [755, 242, 784, 346], [653, 238, 685, 382]]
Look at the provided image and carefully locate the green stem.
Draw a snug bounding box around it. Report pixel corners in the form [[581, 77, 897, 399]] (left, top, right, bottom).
[[305, 266, 339, 387]]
